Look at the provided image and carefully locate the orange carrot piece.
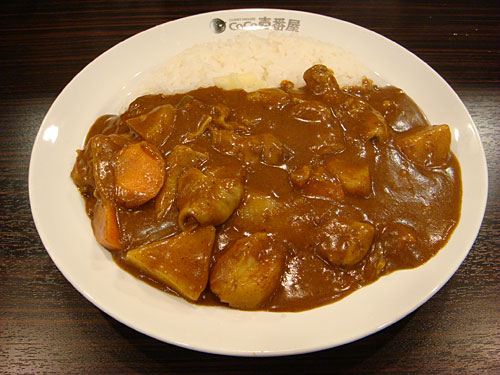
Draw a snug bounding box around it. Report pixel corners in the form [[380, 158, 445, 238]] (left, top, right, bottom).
[[114, 141, 166, 208], [92, 199, 122, 251]]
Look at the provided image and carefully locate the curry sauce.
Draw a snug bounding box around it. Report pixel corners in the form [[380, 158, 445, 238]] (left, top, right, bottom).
[[71, 65, 462, 312]]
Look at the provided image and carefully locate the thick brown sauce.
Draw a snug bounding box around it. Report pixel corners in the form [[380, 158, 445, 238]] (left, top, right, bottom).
[[72, 67, 462, 312]]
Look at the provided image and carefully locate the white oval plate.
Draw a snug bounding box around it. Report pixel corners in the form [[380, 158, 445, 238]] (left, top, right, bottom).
[[29, 9, 487, 356]]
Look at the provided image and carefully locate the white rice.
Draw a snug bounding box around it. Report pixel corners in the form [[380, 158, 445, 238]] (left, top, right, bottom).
[[119, 32, 381, 111]]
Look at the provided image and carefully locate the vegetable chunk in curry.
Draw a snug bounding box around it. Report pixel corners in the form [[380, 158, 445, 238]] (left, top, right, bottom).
[[71, 65, 462, 312]]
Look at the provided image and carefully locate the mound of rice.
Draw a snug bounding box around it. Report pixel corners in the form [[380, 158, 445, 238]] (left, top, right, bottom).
[[119, 32, 382, 111]]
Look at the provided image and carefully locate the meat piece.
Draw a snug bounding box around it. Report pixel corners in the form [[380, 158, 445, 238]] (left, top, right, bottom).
[[210, 104, 247, 131], [71, 133, 134, 199], [248, 133, 286, 165], [71, 147, 95, 196], [90, 134, 132, 200], [303, 65, 388, 142], [316, 218, 375, 267], [176, 96, 214, 143], [183, 114, 212, 142], [246, 88, 291, 110], [289, 166, 311, 188], [289, 101, 345, 155], [210, 233, 285, 310], [177, 168, 244, 230], [209, 127, 240, 156], [126, 104, 175, 148], [114, 141, 166, 208], [210, 128, 286, 165], [303, 64, 343, 102], [377, 222, 422, 268], [395, 125, 451, 167], [326, 156, 372, 197], [126, 226, 216, 301], [339, 95, 388, 142], [154, 145, 208, 218], [92, 198, 122, 251], [83, 115, 129, 145]]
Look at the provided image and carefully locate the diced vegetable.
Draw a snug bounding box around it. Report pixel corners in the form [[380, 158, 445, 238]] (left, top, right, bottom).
[[396, 124, 451, 167], [92, 199, 122, 251], [302, 166, 345, 201], [114, 141, 166, 208], [316, 218, 375, 266], [210, 233, 285, 310], [233, 192, 284, 233], [126, 226, 216, 301], [236, 193, 282, 222], [326, 157, 372, 196]]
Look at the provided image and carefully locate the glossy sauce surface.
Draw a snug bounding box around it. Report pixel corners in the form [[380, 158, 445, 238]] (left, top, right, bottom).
[[72, 66, 462, 312]]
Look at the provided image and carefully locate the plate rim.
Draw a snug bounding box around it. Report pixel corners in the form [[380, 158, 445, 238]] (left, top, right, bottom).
[[28, 8, 488, 357]]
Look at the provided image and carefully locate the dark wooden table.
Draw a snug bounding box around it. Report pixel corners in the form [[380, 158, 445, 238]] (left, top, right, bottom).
[[1, 1, 498, 373]]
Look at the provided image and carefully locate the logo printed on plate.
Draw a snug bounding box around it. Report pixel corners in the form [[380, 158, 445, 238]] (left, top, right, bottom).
[[210, 17, 301, 33]]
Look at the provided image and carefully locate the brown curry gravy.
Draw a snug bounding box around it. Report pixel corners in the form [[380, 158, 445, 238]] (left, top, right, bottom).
[[73, 66, 462, 312]]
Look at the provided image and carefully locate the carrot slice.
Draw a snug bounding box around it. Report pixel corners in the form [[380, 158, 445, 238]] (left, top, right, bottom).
[[115, 141, 165, 208], [92, 199, 122, 251]]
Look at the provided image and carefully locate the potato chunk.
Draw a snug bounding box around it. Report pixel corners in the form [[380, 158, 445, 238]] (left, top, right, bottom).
[[395, 124, 451, 167], [114, 141, 166, 208], [326, 157, 371, 197], [233, 192, 284, 233], [210, 233, 285, 310], [237, 193, 282, 222], [92, 198, 122, 251], [177, 168, 244, 230], [302, 166, 344, 201], [316, 218, 375, 266], [126, 226, 215, 301]]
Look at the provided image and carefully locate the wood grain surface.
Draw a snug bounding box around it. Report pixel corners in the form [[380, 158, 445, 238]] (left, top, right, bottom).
[[1, 1, 498, 373]]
